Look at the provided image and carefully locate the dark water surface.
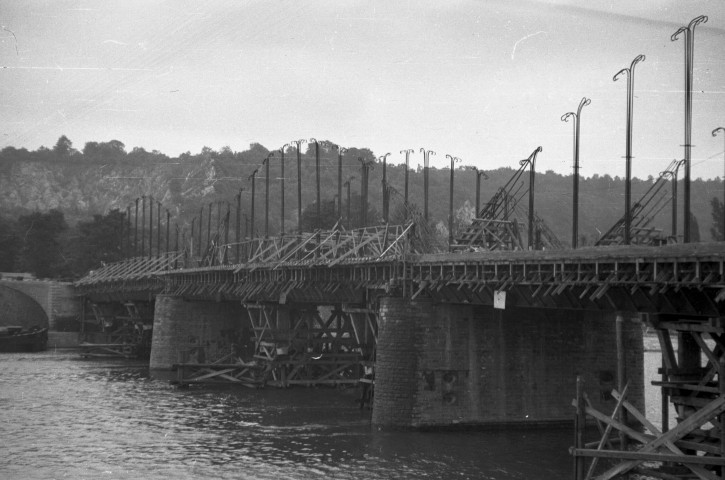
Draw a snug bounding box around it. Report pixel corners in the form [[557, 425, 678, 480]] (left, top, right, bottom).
[[2, 351, 587, 479]]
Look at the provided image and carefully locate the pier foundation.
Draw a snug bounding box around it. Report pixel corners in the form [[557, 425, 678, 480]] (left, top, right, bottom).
[[372, 295, 643, 429], [150, 295, 246, 370]]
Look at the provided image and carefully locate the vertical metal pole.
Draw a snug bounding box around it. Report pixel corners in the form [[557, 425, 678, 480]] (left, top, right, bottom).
[[249, 170, 257, 240], [125, 206, 131, 257], [401, 149, 413, 210], [345, 179, 352, 229], [673, 16, 707, 243], [134, 198, 139, 257], [310, 139, 321, 229], [424, 150, 429, 221], [337, 147, 345, 219], [523, 147, 542, 250], [236, 189, 241, 261], [216, 201, 221, 236], [165, 209, 170, 255], [713, 128, 725, 240], [420, 149, 436, 221], [381, 153, 390, 222], [148, 195, 154, 258], [156, 201, 161, 257], [360, 159, 367, 227], [446, 155, 460, 251], [562, 98, 591, 249], [475, 171, 481, 216], [198, 205, 203, 257], [291, 139, 306, 234], [224, 202, 230, 263], [280, 146, 287, 236], [190, 218, 196, 257], [671, 161, 684, 239], [206, 202, 212, 255], [614, 55, 644, 245], [141, 196, 147, 258], [265, 155, 270, 237]]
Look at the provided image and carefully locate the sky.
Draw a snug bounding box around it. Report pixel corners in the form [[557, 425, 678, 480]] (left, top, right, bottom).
[[1, 0, 724, 179]]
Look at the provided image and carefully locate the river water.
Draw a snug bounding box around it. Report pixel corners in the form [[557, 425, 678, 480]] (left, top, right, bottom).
[[0, 350, 663, 480]]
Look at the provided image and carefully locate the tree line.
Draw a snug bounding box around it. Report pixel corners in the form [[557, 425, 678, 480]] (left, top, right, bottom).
[[1, 136, 723, 279]]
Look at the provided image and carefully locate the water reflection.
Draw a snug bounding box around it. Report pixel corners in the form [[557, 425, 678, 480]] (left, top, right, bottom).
[[1, 351, 581, 479]]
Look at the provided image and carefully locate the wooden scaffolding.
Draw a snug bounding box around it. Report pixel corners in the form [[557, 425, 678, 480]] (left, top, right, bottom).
[[572, 316, 725, 479]]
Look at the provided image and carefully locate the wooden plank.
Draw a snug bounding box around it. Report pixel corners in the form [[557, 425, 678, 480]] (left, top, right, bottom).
[[596, 396, 725, 480], [611, 390, 716, 480], [572, 448, 725, 466], [656, 328, 678, 372]]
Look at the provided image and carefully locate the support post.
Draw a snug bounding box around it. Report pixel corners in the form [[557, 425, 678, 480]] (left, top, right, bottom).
[[719, 356, 725, 477], [616, 314, 627, 451], [574, 375, 585, 480], [661, 355, 669, 433]]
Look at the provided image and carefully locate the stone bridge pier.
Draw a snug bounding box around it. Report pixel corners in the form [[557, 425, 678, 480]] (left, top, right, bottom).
[[149, 295, 378, 389], [372, 295, 644, 429], [150, 295, 248, 370]]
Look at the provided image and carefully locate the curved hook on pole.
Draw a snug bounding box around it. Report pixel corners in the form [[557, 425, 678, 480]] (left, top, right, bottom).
[[420, 148, 436, 167], [577, 97, 591, 115], [400, 148, 414, 155], [561, 111, 576, 123], [674, 159, 686, 174], [248, 168, 258, 181], [613, 67, 628, 82], [630, 54, 645, 72], [290, 139, 306, 151], [689, 15, 708, 31], [520, 146, 542, 168], [280, 143, 289, 153], [713, 127, 725, 137], [380, 152, 391, 162], [671, 26, 688, 42]]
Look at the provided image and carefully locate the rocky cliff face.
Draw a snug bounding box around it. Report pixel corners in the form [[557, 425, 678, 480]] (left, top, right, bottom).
[[0, 157, 225, 224]]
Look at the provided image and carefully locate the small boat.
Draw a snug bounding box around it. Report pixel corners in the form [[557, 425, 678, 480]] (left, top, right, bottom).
[[0, 325, 48, 352]]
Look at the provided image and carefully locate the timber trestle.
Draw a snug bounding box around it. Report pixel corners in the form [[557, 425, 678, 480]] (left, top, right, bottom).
[[171, 302, 378, 390], [80, 301, 153, 359], [572, 316, 725, 480], [243, 303, 377, 388]]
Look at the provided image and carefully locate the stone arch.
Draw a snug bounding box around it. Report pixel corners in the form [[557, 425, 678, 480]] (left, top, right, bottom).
[[0, 284, 49, 329]]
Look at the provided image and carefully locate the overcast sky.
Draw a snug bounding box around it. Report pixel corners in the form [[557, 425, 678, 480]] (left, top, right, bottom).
[[1, 0, 724, 179]]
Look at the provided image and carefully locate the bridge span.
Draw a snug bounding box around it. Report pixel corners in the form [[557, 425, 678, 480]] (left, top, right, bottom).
[[76, 222, 725, 475]]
